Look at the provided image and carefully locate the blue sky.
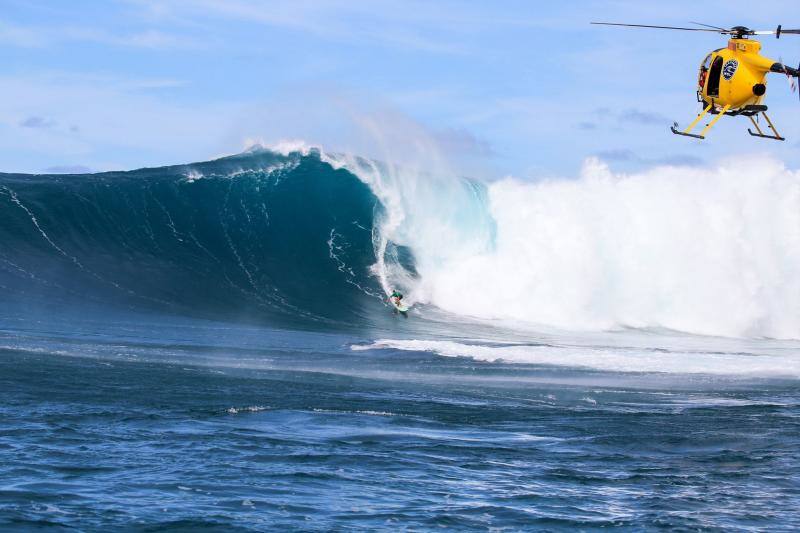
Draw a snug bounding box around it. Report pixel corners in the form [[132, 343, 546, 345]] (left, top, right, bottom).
[[2, 0, 799, 177]]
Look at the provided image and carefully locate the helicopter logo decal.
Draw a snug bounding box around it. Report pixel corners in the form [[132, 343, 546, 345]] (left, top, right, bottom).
[[722, 59, 739, 80]]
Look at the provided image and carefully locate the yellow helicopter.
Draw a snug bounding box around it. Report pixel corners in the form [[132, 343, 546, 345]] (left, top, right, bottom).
[[592, 22, 800, 140]]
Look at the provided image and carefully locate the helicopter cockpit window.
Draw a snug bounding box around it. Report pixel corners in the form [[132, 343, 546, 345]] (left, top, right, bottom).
[[698, 54, 713, 89], [707, 56, 723, 97]]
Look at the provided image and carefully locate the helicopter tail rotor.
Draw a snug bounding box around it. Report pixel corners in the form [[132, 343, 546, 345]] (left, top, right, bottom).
[[778, 57, 799, 98]]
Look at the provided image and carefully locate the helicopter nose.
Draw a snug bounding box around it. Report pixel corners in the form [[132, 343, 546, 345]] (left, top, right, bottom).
[[753, 83, 766, 96]]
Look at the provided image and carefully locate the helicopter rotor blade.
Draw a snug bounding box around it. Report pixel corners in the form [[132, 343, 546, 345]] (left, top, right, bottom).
[[591, 21, 800, 38], [591, 22, 726, 33], [689, 21, 729, 31]]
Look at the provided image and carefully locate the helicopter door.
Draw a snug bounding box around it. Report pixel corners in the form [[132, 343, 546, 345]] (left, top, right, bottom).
[[706, 56, 723, 97]]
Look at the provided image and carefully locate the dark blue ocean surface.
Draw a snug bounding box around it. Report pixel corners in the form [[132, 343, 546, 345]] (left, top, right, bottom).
[[1, 313, 799, 531], [1, 149, 799, 530]]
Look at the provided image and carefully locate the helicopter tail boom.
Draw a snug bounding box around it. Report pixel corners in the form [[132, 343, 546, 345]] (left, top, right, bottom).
[[770, 63, 800, 77]]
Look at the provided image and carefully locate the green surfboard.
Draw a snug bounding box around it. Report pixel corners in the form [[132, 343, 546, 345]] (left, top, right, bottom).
[[390, 299, 409, 315]]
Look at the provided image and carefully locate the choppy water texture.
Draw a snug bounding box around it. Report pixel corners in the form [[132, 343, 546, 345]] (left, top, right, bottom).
[[1, 149, 799, 530]]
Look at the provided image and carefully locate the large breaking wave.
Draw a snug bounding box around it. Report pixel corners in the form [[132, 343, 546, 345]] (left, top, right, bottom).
[[0, 148, 385, 326], [2, 146, 799, 338]]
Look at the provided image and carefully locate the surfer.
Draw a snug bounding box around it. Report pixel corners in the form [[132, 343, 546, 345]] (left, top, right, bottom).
[[390, 290, 403, 306], [389, 290, 408, 317]]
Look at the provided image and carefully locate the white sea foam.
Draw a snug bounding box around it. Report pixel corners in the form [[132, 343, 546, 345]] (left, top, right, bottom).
[[311, 408, 398, 417], [226, 405, 270, 414], [265, 139, 317, 157], [430, 157, 800, 339], [356, 338, 800, 377], [335, 150, 800, 339], [182, 169, 204, 182]]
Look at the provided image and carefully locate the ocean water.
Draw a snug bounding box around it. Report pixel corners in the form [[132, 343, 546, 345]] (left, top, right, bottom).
[[1, 148, 799, 530]]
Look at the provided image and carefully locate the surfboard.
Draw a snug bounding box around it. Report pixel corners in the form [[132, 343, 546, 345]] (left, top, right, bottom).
[[390, 299, 409, 315]]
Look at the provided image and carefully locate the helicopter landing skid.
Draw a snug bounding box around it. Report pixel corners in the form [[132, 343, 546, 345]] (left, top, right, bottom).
[[671, 103, 730, 139], [747, 112, 785, 141], [670, 124, 705, 139]]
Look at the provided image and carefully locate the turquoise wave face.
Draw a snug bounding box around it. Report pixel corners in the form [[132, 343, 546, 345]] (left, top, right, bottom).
[[0, 150, 387, 326]]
